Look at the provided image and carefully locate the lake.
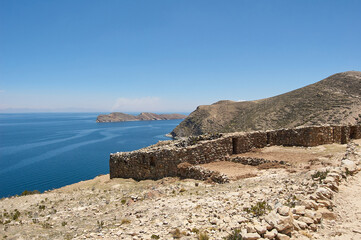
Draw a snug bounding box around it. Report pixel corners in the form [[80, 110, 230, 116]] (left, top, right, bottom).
[[0, 113, 182, 198]]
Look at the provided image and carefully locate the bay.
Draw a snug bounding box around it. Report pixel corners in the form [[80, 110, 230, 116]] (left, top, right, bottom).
[[0, 113, 182, 198]]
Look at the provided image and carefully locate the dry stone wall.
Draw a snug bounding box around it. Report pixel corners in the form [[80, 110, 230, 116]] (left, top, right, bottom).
[[110, 124, 361, 180]]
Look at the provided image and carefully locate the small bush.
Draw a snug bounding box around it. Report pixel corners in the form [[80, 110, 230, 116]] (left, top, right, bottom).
[[61, 221, 67, 226], [311, 170, 329, 182], [244, 201, 272, 217], [121, 218, 131, 224], [198, 232, 209, 240], [41, 222, 52, 229], [12, 209, 21, 221], [345, 168, 353, 176], [38, 205, 46, 210], [21, 190, 40, 196], [97, 220, 104, 229], [191, 228, 200, 234], [224, 229, 242, 240], [121, 199, 127, 205], [171, 228, 183, 239], [151, 235, 160, 239], [285, 195, 298, 208]]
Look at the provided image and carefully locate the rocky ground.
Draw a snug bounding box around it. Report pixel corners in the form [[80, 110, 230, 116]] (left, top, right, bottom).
[[0, 140, 360, 240]]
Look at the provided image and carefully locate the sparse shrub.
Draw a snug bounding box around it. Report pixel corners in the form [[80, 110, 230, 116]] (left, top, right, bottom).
[[171, 228, 183, 239], [121, 199, 126, 204], [2, 219, 11, 225], [224, 229, 242, 240], [191, 227, 200, 234], [97, 220, 104, 229], [198, 232, 209, 240], [61, 221, 67, 226], [41, 222, 52, 229], [345, 168, 353, 176], [121, 218, 131, 224], [244, 201, 272, 217], [285, 195, 298, 208], [151, 234, 160, 239], [11, 209, 21, 220], [311, 170, 329, 182], [38, 205, 46, 210], [21, 190, 40, 196]]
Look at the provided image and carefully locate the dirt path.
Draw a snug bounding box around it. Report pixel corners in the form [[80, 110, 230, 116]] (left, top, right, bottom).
[[316, 171, 361, 240]]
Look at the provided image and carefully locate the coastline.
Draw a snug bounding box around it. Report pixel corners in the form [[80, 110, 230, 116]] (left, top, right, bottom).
[[1, 140, 360, 239]]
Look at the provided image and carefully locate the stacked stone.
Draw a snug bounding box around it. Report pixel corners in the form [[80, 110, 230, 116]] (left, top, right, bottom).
[[109, 124, 361, 181], [238, 142, 360, 240], [177, 162, 229, 183]]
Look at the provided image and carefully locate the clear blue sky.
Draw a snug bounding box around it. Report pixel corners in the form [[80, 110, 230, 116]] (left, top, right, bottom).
[[1, 0, 360, 113]]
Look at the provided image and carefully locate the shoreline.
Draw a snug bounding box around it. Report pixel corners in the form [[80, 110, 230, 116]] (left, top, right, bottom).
[[1, 140, 360, 239]]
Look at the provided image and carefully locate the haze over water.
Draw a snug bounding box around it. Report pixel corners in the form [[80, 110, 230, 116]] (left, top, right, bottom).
[[0, 113, 182, 198]]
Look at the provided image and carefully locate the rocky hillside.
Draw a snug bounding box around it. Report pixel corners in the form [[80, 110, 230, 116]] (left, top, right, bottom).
[[171, 71, 361, 137], [1, 140, 360, 239], [96, 112, 187, 122]]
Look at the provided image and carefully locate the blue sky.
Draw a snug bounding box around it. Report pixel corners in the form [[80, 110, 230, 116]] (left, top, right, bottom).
[[1, 0, 360, 113]]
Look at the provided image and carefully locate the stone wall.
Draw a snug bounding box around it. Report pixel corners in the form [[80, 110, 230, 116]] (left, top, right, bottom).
[[110, 124, 361, 180], [110, 137, 232, 181]]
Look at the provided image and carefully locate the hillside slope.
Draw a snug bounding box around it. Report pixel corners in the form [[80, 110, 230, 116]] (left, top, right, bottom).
[[171, 71, 361, 137]]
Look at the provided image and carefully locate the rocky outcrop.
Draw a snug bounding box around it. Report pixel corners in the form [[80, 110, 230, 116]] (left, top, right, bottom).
[[172, 71, 361, 137], [96, 112, 187, 122]]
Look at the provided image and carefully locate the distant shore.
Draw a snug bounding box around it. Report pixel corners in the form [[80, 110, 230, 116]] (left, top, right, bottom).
[[96, 112, 187, 123]]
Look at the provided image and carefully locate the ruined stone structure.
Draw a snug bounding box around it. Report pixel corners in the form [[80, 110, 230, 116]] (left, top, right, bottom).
[[109, 124, 361, 180]]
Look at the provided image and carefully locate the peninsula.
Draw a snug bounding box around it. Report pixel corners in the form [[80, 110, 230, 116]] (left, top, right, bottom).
[[96, 112, 187, 123]]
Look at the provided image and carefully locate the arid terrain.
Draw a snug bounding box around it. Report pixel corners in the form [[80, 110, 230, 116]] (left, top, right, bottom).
[[1, 140, 360, 239], [172, 71, 361, 137]]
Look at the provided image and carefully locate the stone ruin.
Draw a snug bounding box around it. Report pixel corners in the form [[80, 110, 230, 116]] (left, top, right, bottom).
[[109, 124, 361, 181]]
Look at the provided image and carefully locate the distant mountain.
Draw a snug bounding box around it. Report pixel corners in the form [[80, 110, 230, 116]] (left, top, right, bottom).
[[96, 112, 187, 123], [171, 71, 361, 137]]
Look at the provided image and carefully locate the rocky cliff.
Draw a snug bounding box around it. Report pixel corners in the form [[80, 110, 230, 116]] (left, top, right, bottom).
[[96, 112, 187, 123], [171, 71, 361, 137]]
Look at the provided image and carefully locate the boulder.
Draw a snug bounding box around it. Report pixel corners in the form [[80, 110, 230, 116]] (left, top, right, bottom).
[[292, 206, 305, 215], [298, 216, 314, 225], [276, 233, 290, 240], [264, 229, 277, 240], [341, 159, 357, 173], [323, 176, 338, 185], [254, 224, 267, 235], [243, 232, 261, 240], [265, 211, 293, 235], [302, 200, 318, 210], [277, 206, 290, 216], [314, 187, 333, 200], [293, 219, 307, 230]]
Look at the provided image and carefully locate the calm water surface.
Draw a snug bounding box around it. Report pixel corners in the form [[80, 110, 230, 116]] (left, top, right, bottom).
[[0, 113, 182, 198]]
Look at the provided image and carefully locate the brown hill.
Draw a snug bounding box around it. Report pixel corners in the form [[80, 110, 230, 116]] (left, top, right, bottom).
[[171, 71, 361, 137], [96, 112, 187, 122]]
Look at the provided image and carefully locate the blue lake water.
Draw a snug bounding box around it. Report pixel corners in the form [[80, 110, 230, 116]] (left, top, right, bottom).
[[0, 113, 182, 198]]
